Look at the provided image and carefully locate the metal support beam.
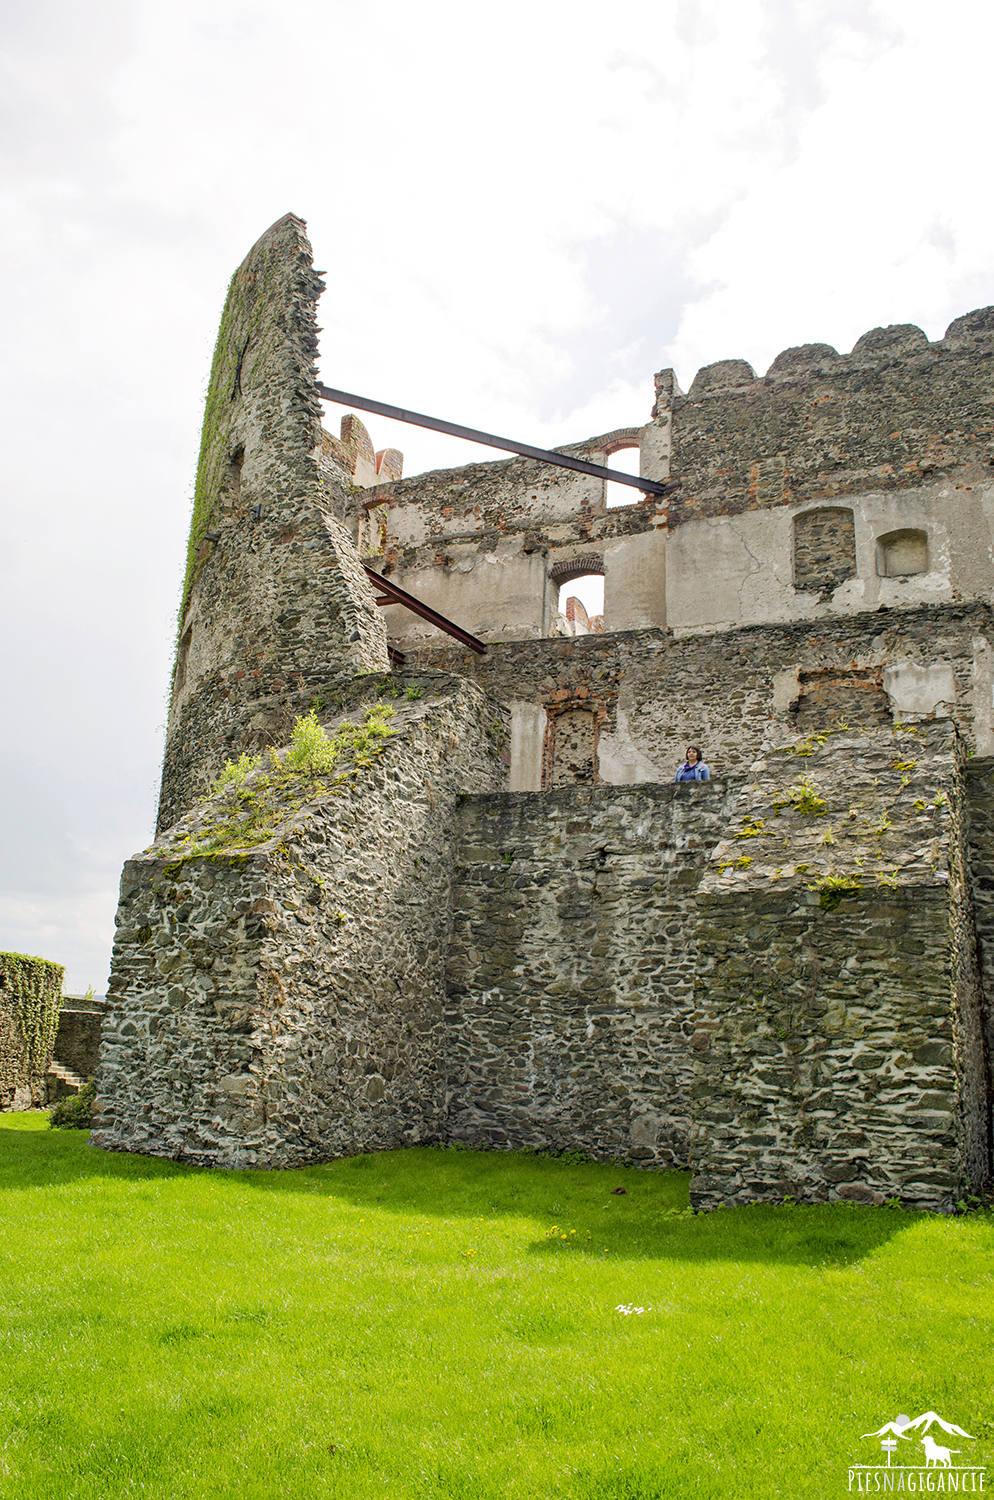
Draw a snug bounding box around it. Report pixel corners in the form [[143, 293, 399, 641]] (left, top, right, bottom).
[[363, 566, 487, 655], [318, 383, 679, 499]]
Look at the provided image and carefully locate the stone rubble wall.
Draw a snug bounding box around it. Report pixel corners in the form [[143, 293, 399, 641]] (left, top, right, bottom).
[[688, 723, 991, 1210], [659, 308, 994, 526], [159, 214, 389, 830], [420, 602, 994, 789], [52, 1005, 105, 1081], [964, 756, 994, 1181], [445, 782, 738, 1164], [95, 679, 508, 1168]]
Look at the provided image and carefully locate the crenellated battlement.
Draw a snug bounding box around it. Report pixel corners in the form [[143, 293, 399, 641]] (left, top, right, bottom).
[[657, 307, 994, 526]]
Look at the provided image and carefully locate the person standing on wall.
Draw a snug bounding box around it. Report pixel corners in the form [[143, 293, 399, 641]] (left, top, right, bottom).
[[674, 745, 710, 782]]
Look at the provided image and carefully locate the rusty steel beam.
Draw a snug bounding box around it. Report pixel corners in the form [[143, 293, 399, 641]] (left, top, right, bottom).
[[317, 383, 679, 499], [363, 565, 487, 655]]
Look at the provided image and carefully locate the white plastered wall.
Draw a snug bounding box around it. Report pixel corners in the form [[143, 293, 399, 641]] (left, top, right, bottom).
[[665, 481, 994, 636], [380, 548, 552, 646], [509, 702, 546, 791]]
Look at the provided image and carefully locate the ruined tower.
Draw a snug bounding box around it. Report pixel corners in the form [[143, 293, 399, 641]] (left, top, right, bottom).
[[95, 217, 994, 1208], [159, 214, 389, 831]]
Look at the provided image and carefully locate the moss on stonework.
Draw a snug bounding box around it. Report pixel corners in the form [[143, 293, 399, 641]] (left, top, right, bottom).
[[157, 705, 397, 871], [173, 221, 318, 656], [176, 268, 249, 641]]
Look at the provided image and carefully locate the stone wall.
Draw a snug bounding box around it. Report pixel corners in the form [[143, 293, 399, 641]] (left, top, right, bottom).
[[688, 723, 992, 1210], [158, 214, 389, 830], [964, 756, 994, 1184], [52, 1004, 105, 1081], [95, 679, 508, 1168], [658, 309, 994, 526], [445, 782, 737, 1164], [792, 506, 857, 596], [107, 217, 994, 1210], [419, 602, 994, 789]]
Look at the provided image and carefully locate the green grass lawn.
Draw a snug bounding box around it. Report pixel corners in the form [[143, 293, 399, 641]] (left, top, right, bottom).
[[0, 1114, 991, 1498]]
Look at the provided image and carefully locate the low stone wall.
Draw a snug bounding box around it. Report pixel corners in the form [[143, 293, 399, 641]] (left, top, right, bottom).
[[445, 781, 737, 1164], [688, 723, 991, 1210], [94, 679, 507, 1168], [52, 1005, 105, 1081]]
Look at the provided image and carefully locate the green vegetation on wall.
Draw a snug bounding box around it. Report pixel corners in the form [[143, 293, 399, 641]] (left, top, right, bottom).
[[174, 222, 314, 655], [161, 705, 397, 869], [0, 951, 64, 1074], [49, 1081, 96, 1130], [176, 268, 245, 641]]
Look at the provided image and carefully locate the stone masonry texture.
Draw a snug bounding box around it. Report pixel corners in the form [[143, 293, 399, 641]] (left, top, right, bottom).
[[661, 309, 994, 527], [95, 680, 508, 1168], [688, 724, 991, 1209], [93, 217, 994, 1211], [446, 783, 736, 1164], [159, 214, 388, 831]]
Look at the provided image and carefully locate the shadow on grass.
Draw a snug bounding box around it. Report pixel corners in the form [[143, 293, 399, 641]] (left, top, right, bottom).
[[0, 1121, 923, 1267]]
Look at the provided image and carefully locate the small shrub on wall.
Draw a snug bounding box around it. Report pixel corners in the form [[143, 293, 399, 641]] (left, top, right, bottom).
[[0, 952, 64, 1105]]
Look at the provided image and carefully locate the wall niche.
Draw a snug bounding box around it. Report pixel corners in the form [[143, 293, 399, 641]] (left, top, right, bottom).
[[793, 507, 857, 596], [876, 528, 928, 577]]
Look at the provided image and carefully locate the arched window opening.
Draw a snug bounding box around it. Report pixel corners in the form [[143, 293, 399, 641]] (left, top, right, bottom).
[[557, 575, 604, 636], [549, 557, 605, 637], [793, 507, 856, 596], [876, 528, 928, 577]]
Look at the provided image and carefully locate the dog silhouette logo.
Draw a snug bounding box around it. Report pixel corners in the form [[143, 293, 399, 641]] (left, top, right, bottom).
[[850, 1410, 985, 1491]]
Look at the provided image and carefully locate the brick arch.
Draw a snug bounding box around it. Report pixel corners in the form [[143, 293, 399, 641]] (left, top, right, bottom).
[[596, 427, 641, 457], [549, 555, 605, 586]]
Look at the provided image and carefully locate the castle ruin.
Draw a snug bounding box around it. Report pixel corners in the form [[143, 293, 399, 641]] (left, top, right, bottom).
[[93, 213, 994, 1210]]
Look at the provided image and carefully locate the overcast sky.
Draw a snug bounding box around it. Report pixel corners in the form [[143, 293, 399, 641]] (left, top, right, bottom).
[[2, 0, 992, 993]]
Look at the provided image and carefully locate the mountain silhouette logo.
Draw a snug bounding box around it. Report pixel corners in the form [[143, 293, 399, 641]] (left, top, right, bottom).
[[862, 1413, 976, 1442], [849, 1408, 986, 1486]]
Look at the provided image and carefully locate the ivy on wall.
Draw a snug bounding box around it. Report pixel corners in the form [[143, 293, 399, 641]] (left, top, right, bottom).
[[0, 952, 64, 1076]]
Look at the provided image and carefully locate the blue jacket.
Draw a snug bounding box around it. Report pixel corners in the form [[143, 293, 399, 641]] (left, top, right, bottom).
[[675, 761, 710, 782]]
